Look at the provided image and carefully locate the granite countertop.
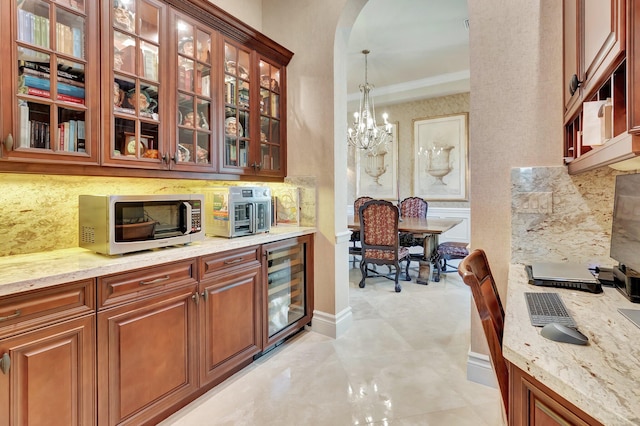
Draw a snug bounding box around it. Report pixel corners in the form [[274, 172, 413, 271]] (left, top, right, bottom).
[[0, 226, 315, 297], [504, 264, 640, 425]]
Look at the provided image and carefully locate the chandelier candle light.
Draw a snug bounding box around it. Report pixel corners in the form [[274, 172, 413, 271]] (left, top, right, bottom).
[[348, 50, 392, 152]]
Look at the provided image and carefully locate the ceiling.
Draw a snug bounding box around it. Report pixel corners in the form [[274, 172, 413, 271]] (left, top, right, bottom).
[[347, 0, 470, 108]]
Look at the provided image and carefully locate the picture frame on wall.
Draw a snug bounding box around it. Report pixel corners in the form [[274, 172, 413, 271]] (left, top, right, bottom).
[[356, 123, 398, 200], [413, 113, 468, 201]]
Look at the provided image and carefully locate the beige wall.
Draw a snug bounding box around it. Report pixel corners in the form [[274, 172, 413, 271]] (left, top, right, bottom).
[[347, 93, 471, 208], [469, 1, 563, 351], [207, 0, 262, 31]]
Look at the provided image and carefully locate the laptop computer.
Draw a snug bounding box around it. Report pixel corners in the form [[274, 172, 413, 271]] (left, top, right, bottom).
[[526, 262, 602, 293]]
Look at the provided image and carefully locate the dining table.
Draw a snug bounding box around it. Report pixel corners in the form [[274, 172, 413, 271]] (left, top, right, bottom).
[[347, 215, 463, 283]]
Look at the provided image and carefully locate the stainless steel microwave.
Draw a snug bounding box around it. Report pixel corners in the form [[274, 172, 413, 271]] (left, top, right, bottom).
[[79, 194, 204, 255], [204, 186, 271, 237]]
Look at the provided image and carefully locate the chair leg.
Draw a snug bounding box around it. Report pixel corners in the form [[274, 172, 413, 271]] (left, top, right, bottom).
[[359, 260, 367, 288], [393, 261, 401, 292], [404, 257, 411, 281]]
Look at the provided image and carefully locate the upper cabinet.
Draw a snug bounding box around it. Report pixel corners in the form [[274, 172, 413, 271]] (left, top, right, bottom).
[[0, 0, 100, 164], [0, 0, 293, 180], [102, 0, 167, 169], [564, 0, 640, 173]]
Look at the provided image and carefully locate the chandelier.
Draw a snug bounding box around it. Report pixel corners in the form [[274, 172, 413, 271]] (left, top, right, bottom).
[[347, 50, 392, 152]]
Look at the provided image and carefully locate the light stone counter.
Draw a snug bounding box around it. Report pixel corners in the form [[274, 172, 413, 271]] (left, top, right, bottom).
[[0, 227, 315, 297], [504, 264, 640, 425]]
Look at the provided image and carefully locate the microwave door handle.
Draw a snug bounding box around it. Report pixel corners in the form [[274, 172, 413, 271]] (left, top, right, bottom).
[[181, 202, 192, 234]]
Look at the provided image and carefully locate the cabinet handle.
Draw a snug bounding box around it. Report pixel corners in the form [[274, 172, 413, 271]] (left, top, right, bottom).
[[0, 353, 9, 375], [139, 275, 170, 285], [224, 257, 243, 265], [192, 292, 199, 304], [0, 309, 21, 322], [162, 152, 170, 164], [569, 74, 583, 96], [201, 290, 208, 302], [3, 133, 14, 152]]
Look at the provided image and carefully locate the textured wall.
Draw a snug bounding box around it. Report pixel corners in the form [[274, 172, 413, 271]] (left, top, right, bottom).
[[347, 93, 470, 209]]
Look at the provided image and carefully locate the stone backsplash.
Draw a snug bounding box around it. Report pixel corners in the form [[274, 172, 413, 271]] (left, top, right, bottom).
[[0, 174, 316, 257], [511, 166, 633, 268]]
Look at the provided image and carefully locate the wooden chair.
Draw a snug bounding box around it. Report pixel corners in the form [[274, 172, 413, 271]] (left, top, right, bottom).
[[398, 197, 428, 268], [358, 199, 411, 292], [349, 196, 373, 267], [458, 249, 509, 420], [437, 241, 470, 273]]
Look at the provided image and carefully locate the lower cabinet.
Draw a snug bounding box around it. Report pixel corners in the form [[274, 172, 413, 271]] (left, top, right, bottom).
[[509, 364, 602, 426], [199, 246, 262, 387], [97, 261, 199, 426], [0, 279, 96, 426], [0, 234, 314, 425]]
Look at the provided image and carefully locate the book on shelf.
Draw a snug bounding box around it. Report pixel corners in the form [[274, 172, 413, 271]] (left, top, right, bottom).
[[21, 67, 85, 88], [30, 121, 49, 149], [26, 86, 51, 99], [18, 104, 30, 148], [20, 60, 85, 83], [57, 93, 85, 105], [77, 120, 86, 152], [23, 74, 85, 98]]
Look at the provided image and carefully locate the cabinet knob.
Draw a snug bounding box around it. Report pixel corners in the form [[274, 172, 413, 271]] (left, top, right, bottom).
[[3, 133, 14, 152], [192, 292, 200, 304], [0, 353, 10, 375], [162, 153, 170, 164], [569, 74, 583, 96]]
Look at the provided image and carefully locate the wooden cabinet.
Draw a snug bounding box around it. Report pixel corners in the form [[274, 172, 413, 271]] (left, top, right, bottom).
[[101, 0, 168, 169], [563, 0, 640, 173], [172, 12, 217, 171], [510, 364, 602, 426], [0, 0, 100, 164], [262, 235, 314, 350], [97, 260, 198, 426], [0, 0, 293, 180], [0, 279, 96, 426], [198, 246, 262, 387]]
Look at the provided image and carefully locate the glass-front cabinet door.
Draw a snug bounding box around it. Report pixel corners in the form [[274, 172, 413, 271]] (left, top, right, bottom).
[[262, 235, 313, 349], [221, 40, 252, 174], [103, 0, 166, 168], [0, 0, 99, 163], [172, 13, 215, 170], [258, 57, 285, 177]]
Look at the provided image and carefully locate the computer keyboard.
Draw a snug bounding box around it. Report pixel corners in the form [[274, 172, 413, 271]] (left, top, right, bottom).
[[525, 292, 577, 327]]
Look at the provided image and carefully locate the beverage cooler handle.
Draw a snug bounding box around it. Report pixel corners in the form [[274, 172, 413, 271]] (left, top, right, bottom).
[[181, 202, 193, 234]]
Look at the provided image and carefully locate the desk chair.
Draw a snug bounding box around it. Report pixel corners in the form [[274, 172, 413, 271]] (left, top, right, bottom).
[[358, 199, 411, 292], [458, 249, 508, 420], [399, 197, 428, 268], [349, 196, 373, 267]]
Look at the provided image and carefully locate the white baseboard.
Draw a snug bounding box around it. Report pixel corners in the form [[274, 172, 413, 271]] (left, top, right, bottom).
[[310, 307, 353, 338], [467, 349, 498, 389]]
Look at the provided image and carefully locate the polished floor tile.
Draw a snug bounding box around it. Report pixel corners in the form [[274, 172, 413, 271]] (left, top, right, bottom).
[[160, 264, 503, 425]]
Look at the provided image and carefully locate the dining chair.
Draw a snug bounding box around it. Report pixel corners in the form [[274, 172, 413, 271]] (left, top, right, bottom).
[[458, 248, 508, 420], [436, 241, 470, 273], [349, 196, 373, 267], [358, 199, 411, 292], [398, 197, 428, 268]]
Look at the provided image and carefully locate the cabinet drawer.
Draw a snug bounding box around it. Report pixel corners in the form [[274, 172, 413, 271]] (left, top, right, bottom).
[[200, 246, 260, 279], [0, 279, 95, 339], [98, 259, 197, 309]]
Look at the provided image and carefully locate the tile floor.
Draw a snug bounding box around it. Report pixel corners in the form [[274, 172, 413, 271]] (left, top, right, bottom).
[[160, 263, 503, 425]]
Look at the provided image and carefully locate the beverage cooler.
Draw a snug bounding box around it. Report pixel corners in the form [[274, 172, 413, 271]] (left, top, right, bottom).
[[263, 236, 313, 347]]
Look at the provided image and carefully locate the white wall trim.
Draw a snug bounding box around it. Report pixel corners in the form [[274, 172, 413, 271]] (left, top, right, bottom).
[[427, 207, 470, 243], [336, 230, 353, 244], [310, 307, 353, 338], [467, 349, 497, 389]]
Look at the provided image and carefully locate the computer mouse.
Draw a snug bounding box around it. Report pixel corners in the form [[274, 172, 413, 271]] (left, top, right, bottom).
[[540, 323, 589, 345]]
